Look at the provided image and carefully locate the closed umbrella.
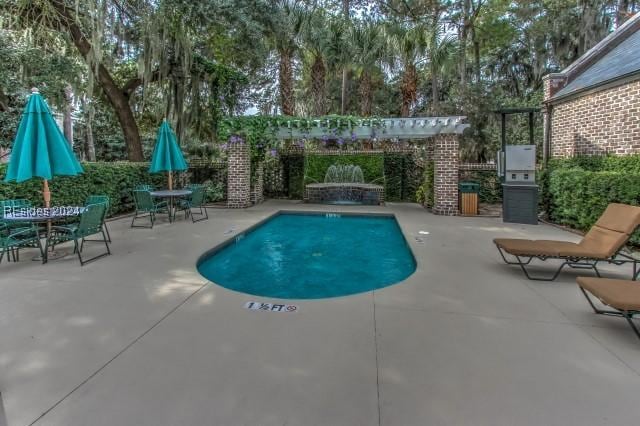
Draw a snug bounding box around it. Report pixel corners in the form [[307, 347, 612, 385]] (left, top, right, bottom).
[[4, 88, 83, 208], [149, 120, 188, 190]]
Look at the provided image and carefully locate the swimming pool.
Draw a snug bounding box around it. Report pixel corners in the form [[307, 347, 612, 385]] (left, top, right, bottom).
[[197, 212, 416, 299]]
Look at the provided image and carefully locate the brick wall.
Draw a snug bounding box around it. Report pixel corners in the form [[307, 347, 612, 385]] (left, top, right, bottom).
[[547, 79, 640, 157], [432, 134, 459, 215], [227, 142, 251, 208]]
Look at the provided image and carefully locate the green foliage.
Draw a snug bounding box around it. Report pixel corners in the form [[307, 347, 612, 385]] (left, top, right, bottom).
[[303, 153, 384, 185], [217, 116, 278, 163], [543, 155, 640, 245], [202, 181, 224, 203], [416, 161, 434, 207], [0, 163, 166, 216], [282, 151, 305, 199], [459, 169, 502, 204], [384, 152, 423, 202], [547, 155, 640, 173]]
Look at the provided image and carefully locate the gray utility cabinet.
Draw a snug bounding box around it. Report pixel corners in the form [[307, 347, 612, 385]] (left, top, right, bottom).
[[502, 183, 539, 225]]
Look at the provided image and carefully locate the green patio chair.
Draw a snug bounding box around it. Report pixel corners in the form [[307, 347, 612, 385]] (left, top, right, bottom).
[[85, 195, 111, 242], [178, 185, 208, 222], [135, 184, 153, 191], [46, 202, 110, 266], [0, 222, 44, 264], [131, 190, 168, 228]]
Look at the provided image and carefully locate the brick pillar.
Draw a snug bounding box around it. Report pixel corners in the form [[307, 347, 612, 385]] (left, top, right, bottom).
[[433, 133, 459, 216], [251, 161, 265, 205], [227, 142, 251, 208]]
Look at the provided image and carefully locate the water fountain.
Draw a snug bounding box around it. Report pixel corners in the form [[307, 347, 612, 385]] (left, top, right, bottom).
[[304, 164, 384, 205]]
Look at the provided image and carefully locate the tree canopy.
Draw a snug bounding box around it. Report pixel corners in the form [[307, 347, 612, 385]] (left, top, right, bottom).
[[0, 0, 636, 162]]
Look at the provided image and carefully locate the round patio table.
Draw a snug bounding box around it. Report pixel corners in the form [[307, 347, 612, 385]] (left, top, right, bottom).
[[149, 189, 192, 223], [3, 207, 85, 263]]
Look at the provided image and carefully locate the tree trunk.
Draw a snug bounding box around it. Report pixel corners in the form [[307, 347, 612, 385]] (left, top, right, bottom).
[[341, 0, 350, 115], [472, 26, 481, 83], [359, 71, 372, 116], [459, 0, 471, 91], [311, 55, 327, 116], [400, 62, 417, 117], [83, 97, 96, 161], [48, 0, 143, 161], [63, 84, 74, 147], [279, 49, 295, 115], [431, 67, 439, 114]]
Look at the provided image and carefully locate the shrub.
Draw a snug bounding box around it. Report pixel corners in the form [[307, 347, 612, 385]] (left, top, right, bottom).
[[416, 161, 434, 207], [0, 162, 167, 217], [546, 165, 640, 245]]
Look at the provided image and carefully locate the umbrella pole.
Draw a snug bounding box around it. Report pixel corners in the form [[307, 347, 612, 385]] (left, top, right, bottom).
[[43, 179, 51, 208], [43, 179, 51, 242], [42, 179, 54, 262], [168, 172, 173, 191]]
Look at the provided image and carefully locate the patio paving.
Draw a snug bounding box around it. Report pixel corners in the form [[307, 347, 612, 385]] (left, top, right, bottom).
[[1, 200, 639, 426]]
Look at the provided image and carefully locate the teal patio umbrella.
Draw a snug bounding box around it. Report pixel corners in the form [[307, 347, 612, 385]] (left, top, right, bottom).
[[149, 120, 188, 190], [4, 88, 83, 207]]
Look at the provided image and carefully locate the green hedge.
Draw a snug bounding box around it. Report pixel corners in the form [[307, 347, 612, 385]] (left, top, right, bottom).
[[543, 155, 640, 245], [547, 155, 640, 173], [303, 153, 385, 186], [282, 151, 305, 199], [0, 162, 166, 217], [384, 153, 423, 202], [415, 161, 434, 207]]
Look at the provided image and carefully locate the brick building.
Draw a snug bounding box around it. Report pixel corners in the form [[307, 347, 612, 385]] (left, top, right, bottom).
[[543, 13, 640, 158]]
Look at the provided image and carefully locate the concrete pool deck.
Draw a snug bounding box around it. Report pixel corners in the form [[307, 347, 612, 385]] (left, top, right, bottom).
[[1, 200, 640, 425]]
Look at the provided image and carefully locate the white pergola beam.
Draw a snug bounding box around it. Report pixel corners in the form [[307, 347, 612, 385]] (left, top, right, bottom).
[[274, 117, 470, 140]]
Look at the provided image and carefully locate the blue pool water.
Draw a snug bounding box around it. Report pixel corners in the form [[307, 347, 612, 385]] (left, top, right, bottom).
[[197, 213, 416, 299]]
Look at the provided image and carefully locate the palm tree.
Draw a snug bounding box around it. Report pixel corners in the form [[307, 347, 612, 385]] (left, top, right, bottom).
[[263, 1, 307, 116], [426, 26, 458, 114], [350, 21, 387, 116], [301, 10, 334, 116], [387, 23, 428, 117]]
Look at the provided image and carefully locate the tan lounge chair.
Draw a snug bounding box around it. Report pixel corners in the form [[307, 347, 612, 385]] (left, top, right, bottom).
[[494, 203, 640, 281], [577, 277, 640, 340]]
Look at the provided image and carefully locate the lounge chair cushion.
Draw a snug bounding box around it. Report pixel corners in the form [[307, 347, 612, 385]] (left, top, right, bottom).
[[594, 203, 640, 235], [571, 226, 629, 259], [494, 238, 579, 257], [577, 277, 640, 312]]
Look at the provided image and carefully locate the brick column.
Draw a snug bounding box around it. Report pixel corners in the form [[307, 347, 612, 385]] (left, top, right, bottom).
[[227, 142, 251, 208], [433, 133, 459, 216], [251, 161, 265, 205]]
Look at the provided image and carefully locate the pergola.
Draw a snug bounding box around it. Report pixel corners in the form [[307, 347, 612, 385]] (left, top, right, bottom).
[[228, 116, 470, 216], [273, 116, 469, 140]]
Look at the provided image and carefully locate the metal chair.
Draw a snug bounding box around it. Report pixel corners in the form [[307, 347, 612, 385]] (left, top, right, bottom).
[[85, 195, 111, 242], [0, 222, 43, 264], [47, 203, 111, 266], [131, 190, 168, 228], [179, 185, 208, 222], [135, 184, 153, 191]]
